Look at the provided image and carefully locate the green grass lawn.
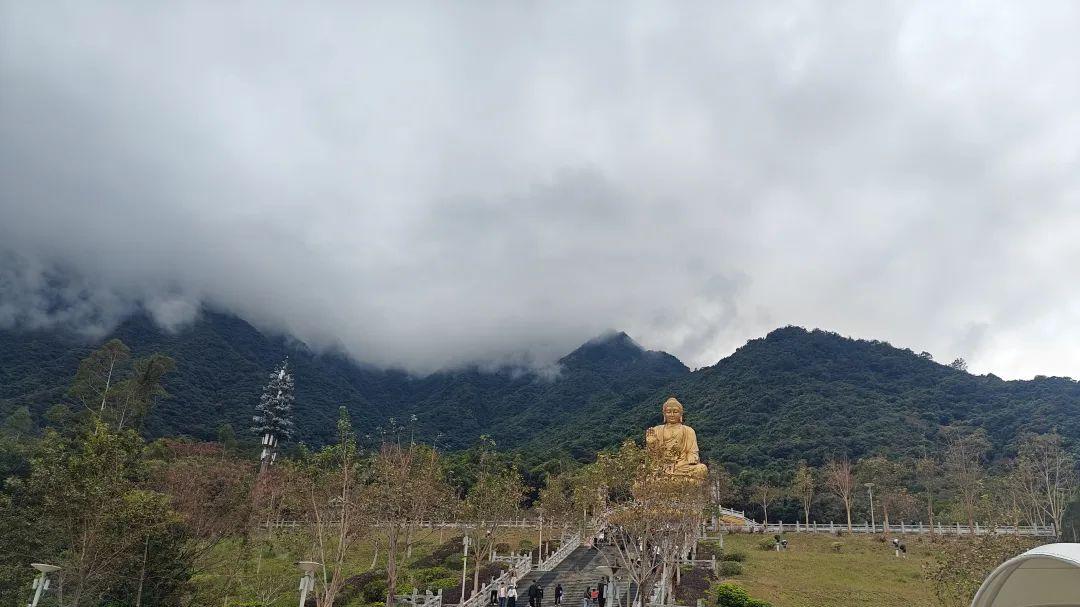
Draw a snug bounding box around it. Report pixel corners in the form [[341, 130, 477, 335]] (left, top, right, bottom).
[[718, 533, 936, 607]]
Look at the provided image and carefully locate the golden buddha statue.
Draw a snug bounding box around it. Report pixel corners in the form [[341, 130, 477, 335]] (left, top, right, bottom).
[[645, 397, 708, 481]]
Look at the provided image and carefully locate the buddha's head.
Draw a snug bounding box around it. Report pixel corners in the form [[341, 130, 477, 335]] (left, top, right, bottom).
[[662, 397, 684, 424]]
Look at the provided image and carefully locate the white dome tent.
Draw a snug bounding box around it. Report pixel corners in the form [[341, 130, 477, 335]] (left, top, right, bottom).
[[971, 543, 1080, 607]]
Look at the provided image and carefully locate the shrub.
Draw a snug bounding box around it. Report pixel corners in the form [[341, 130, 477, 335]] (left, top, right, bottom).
[[721, 549, 747, 562], [518, 539, 534, 553], [495, 542, 511, 554], [674, 566, 716, 604], [714, 582, 751, 607], [747, 600, 773, 607], [428, 577, 459, 591], [718, 561, 743, 576], [360, 577, 388, 603], [831, 542, 842, 553], [698, 541, 723, 559], [410, 567, 456, 586], [413, 537, 465, 568], [757, 539, 776, 551]]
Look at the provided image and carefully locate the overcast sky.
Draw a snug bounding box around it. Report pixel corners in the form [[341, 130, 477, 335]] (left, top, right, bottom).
[[2, 2, 1079, 378]]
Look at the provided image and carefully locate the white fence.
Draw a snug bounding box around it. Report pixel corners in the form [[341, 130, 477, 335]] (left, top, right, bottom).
[[727, 520, 1056, 537], [264, 518, 550, 530]]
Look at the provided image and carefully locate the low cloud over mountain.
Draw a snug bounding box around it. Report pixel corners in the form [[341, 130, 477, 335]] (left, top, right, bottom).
[[3, 2, 1080, 377]]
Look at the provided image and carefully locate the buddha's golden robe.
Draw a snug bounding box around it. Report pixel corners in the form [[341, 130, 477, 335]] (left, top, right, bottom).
[[646, 421, 708, 480]]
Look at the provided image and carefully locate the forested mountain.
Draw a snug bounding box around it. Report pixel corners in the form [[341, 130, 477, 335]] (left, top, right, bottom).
[[0, 312, 689, 454], [656, 327, 1080, 472], [2, 312, 1078, 468]]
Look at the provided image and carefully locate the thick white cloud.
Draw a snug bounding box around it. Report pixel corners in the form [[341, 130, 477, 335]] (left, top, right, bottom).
[[2, 1, 1079, 377]]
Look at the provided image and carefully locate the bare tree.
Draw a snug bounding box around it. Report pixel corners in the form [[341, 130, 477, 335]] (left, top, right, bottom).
[[915, 455, 939, 534], [707, 464, 734, 508], [588, 440, 706, 607], [754, 482, 775, 525], [365, 442, 454, 604], [857, 456, 906, 533], [943, 426, 990, 532], [462, 452, 525, 599], [538, 472, 579, 540], [823, 457, 854, 532], [791, 462, 815, 526], [290, 407, 369, 607], [1015, 431, 1078, 538]]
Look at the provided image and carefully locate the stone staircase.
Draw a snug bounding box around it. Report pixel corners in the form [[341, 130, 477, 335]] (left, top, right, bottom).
[[514, 546, 638, 607]]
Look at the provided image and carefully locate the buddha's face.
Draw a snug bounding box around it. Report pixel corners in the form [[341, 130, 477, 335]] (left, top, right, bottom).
[[662, 404, 683, 424]]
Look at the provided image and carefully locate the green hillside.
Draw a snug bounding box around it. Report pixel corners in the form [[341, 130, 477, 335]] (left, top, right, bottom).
[[650, 327, 1080, 470], [0, 312, 689, 452], [3, 314, 1079, 469]]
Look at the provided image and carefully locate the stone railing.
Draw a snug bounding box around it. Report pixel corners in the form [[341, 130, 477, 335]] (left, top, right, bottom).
[[393, 588, 443, 607], [264, 518, 550, 530], [752, 520, 1056, 536], [463, 555, 531, 607], [718, 506, 745, 519], [536, 532, 581, 571]]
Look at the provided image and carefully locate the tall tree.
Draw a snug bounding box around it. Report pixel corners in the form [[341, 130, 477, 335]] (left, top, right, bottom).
[[537, 472, 578, 533], [17, 423, 189, 606], [943, 426, 990, 532], [68, 339, 130, 414], [856, 455, 906, 533], [823, 457, 854, 532], [754, 482, 775, 525], [707, 464, 735, 509], [291, 407, 368, 607], [365, 441, 453, 605], [791, 461, 815, 526], [1014, 431, 1078, 538], [915, 455, 940, 534], [462, 446, 525, 599], [252, 359, 295, 471], [591, 440, 706, 607], [114, 353, 175, 430]]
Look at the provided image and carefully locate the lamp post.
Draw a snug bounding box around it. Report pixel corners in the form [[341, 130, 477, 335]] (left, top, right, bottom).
[[537, 514, 543, 564], [28, 563, 60, 607], [865, 483, 876, 533], [296, 561, 320, 607], [459, 535, 470, 606]]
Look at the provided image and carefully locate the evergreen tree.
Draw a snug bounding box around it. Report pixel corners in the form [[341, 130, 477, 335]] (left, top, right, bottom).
[[252, 359, 295, 470]]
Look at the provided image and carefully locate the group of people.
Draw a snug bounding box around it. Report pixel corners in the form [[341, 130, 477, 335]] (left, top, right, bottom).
[[581, 583, 606, 607], [492, 581, 563, 607], [492, 579, 612, 607]]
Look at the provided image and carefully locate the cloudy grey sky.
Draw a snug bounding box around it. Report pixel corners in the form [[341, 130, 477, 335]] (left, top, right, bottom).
[[2, 2, 1079, 378]]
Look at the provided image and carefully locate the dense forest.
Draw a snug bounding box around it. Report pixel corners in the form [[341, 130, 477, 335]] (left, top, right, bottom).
[[3, 311, 1079, 472]]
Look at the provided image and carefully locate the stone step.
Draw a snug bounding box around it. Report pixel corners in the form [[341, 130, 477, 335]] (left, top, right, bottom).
[[509, 546, 637, 607]]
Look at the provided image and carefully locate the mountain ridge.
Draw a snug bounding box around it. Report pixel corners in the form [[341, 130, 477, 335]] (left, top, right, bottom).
[[2, 312, 1078, 468]]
